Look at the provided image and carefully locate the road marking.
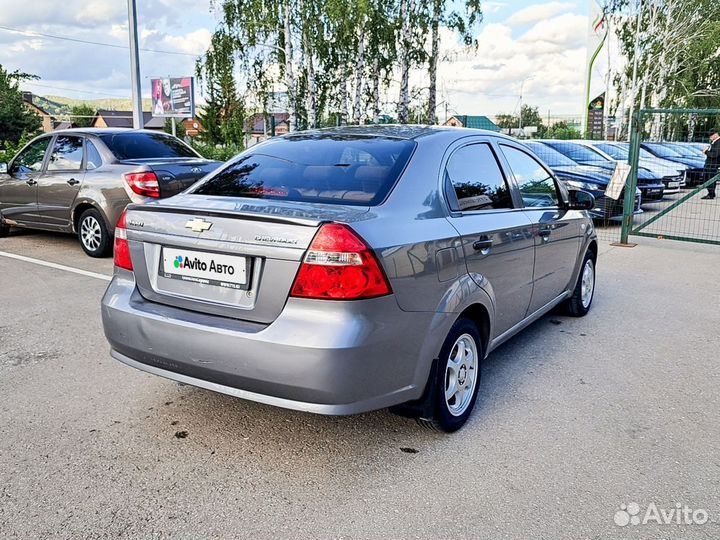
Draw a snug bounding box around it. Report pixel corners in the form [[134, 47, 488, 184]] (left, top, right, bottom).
[[0, 250, 112, 282]]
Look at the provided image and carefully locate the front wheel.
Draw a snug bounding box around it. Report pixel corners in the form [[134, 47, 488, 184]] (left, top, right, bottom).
[[0, 220, 9, 238], [565, 251, 596, 317], [78, 208, 112, 257], [417, 318, 483, 433]]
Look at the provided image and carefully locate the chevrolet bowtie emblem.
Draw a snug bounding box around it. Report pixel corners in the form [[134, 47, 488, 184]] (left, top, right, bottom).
[[185, 218, 213, 233]]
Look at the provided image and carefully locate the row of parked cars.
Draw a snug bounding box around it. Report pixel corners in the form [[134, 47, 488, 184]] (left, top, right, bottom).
[[0, 129, 708, 257], [524, 139, 710, 221]]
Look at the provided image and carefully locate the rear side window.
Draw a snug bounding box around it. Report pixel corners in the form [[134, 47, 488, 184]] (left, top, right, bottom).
[[190, 135, 416, 206], [500, 145, 560, 208], [86, 140, 103, 170], [445, 143, 512, 211], [99, 132, 199, 160], [47, 136, 84, 171]]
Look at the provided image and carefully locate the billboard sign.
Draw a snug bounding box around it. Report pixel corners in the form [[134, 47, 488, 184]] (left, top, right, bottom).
[[151, 77, 195, 118]]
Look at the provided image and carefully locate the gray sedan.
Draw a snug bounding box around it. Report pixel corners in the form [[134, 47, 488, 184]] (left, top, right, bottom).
[[101, 126, 597, 432], [0, 129, 220, 257]]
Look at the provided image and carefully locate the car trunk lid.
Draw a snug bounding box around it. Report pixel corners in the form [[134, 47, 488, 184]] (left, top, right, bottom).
[[120, 158, 221, 197], [123, 195, 370, 323]]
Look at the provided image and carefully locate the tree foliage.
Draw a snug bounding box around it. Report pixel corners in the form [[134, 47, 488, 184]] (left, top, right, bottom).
[[196, 0, 483, 129], [607, 0, 720, 137], [70, 103, 96, 128], [0, 65, 42, 149]]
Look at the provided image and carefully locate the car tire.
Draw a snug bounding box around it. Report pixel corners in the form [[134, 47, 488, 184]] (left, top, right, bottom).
[[77, 208, 112, 258], [416, 318, 483, 433], [0, 220, 9, 238], [565, 250, 596, 317]]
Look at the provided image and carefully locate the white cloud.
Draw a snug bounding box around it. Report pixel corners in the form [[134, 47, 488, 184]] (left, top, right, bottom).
[[1, 0, 592, 117], [432, 10, 589, 116], [482, 2, 508, 14], [506, 2, 577, 26]]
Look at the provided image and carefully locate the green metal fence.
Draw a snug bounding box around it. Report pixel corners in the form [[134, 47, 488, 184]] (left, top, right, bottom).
[[620, 108, 720, 246]]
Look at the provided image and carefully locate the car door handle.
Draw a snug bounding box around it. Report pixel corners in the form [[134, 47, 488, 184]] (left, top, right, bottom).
[[66, 178, 80, 186], [25, 179, 37, 186], [538, 228, 552, 238], [472, 237, 493, 251]]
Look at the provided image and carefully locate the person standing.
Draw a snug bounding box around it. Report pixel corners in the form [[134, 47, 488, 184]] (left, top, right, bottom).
[[701, 129, 720, 200]]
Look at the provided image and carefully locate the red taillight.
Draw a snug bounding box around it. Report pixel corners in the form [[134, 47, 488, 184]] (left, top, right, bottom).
[[125, 172, 160, 198], [113, 210, 133, 271], [290, 223, 391, 300]]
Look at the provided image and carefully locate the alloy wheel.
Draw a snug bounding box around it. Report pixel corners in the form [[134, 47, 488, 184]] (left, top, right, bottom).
[[444, 334, 479, 417]]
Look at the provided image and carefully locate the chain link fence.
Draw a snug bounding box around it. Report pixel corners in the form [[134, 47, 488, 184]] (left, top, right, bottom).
[[620, 109, 720, 246]]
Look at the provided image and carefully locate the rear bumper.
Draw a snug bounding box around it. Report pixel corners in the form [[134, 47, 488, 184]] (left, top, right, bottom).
[[101, 271, 433, 415]]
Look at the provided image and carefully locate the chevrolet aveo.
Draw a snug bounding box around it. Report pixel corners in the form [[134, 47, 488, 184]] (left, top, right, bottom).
[[101, 126, 598, 432]]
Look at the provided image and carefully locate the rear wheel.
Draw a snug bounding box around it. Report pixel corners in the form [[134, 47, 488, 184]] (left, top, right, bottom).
[[416, 318, 482, 432], [78, 208, 111, 258], [565, 251, 596, 317], [0, 219, 9, 238]]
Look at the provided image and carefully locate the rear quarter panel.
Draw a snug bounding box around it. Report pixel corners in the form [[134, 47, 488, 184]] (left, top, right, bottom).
[[349, 132, 497, 372]]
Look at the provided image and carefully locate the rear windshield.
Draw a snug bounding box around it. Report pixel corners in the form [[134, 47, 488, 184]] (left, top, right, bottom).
[[594, 143, 626, 160], [99, 132, 199, 160], [190, 134, 416, 206], [643, 143, 682, 158]]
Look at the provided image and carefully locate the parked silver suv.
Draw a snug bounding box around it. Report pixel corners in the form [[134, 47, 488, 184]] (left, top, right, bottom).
[[101, 126, 597, 431], [0, 129, 220, 256]]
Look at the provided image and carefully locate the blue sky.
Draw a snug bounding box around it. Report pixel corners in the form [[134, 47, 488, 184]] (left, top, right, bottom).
[[0, 0, 599, 117]]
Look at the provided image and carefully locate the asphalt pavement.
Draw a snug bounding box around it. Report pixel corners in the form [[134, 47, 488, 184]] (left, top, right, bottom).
[[1, 228, 719, 539]]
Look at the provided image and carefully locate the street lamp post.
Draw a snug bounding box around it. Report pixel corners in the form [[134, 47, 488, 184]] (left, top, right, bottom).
[[127, 0, 143, 129]]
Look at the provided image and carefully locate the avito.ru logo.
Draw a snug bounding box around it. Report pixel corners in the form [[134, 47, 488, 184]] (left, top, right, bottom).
[[614, 502, 709, 527]]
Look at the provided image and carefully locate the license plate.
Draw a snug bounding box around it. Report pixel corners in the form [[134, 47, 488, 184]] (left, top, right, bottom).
[[160, 247, 249, 290], [668, 182, 680, 188]]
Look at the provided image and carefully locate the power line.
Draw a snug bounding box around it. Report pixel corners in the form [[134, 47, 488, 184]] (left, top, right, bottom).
[[0, 25, 202, 57], [22, 81, 130, 98]]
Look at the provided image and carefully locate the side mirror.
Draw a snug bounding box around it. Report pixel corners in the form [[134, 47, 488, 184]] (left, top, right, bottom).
[[0, 162, 7, 174], [567, 189, 595, 211]]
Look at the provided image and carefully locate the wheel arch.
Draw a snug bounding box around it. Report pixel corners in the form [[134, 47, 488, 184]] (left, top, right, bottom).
[[72, 200, 112, 235]]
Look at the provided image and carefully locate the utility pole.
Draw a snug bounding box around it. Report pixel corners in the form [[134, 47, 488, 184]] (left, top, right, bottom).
[[127, 0, 143, 129]]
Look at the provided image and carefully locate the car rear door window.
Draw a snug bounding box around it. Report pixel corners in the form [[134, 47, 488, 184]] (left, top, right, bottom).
[[500, 145, 560, 208], [190, 135, 416, 206], [444, 143, 513, 211], [12, 137, 51, 173], [47, 136, 84, 171]]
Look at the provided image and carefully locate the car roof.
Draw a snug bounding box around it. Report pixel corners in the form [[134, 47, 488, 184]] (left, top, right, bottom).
[[282, 124, 516, 142], [46, 128, 171, 137]]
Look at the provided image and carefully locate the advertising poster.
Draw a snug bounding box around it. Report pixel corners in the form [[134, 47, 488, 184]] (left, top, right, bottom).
[[151, 77, 195, 118]]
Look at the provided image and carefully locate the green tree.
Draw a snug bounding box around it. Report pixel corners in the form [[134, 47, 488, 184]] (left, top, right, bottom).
[[0, 65, 41, 148], [609, 0, 720, 138], [196, 27, 246, 146], [164, 118, 187, 139], [71, 103, 96, 128], [495, 105, 545, 131], [544, 121, 581, 140], [425, 0, 482, 124]]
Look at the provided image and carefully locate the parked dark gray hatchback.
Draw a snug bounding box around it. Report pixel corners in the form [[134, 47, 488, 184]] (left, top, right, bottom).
[[0, 129, 220, 256], [101, 126, 598, 431]]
